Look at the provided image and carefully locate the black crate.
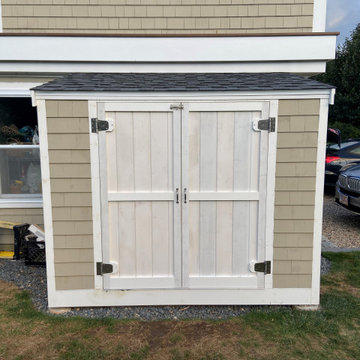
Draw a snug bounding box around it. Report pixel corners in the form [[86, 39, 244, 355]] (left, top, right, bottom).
[[13, 224, 30, 260], [24, 240, 46, 267]]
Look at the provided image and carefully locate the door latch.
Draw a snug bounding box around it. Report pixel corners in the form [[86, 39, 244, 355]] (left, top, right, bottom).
[[183, 188, 187, 204], [170, 103, 184, 110]]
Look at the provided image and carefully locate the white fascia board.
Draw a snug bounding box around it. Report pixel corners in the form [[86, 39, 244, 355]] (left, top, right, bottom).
[[0, 35, 336, 63], [313, 0, 327, 32], [0, 82, 44, 97], [0, 61, 327, 74], [33, 89, 334, 103]]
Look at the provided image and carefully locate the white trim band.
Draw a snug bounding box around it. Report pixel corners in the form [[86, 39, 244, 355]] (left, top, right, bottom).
[[48, 288, 315, 308], [0, 35, 336, 63], [0, 61, 328, 75], [0, 34, 336, 74]]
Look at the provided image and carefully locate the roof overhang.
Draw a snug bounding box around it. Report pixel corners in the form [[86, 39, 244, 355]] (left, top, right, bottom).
[[0, 33, 337, 75], [32, 89, 337, 107]]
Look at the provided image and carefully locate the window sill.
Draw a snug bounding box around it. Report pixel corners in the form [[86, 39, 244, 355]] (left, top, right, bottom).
[[0, 199, 43, 208]]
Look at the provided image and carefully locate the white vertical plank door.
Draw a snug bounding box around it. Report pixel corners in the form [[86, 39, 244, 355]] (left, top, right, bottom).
[[183, 102, 270, 289], [99, 103, 181, 290], [99, 101, 271, 291]]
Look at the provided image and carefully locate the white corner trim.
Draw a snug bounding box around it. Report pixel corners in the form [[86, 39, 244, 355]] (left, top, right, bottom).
[[313, 0, 327, 32], [37, 99, 56, 308], [311, 98, 329, 305], [329, 88, 336, 105]]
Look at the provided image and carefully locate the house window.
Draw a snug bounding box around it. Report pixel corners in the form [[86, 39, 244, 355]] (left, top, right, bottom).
[[0, 98, 42, 205]]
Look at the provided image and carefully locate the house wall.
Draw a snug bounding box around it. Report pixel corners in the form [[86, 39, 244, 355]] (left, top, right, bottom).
[[46, 98, 320, 291], [1, 0, 314, 34], [273, 99, 320, 288], [0, 208, 43, 251], [45, 100, 94, 291]]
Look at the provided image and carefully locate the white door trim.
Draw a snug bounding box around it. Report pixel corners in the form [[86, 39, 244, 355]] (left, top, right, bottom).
[[264, 100, 278, 289], [89, 101, 104, 290]]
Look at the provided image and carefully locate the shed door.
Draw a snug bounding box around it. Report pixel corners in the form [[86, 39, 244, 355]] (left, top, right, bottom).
[[99, 101, 271, 291], [182, 103, 269, 289], [99, 103, 181, 290]]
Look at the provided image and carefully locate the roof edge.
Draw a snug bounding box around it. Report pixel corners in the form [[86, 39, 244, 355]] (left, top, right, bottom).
[[0, 32, 340, 38]]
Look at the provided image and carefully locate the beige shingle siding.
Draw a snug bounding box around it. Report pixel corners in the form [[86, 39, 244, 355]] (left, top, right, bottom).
[[1, 0, 314, 34], [0, 208, 44, 251], [273, 99, 320, 288], [45, 100, 95, 291]]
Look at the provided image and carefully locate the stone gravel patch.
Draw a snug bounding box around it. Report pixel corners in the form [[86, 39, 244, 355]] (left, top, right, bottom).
[[0, 257, 332, 320], [323, 193, 360, 248]]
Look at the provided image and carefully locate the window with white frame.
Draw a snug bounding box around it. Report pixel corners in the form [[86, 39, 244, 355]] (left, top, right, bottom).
[[0, 98, 42, 201]]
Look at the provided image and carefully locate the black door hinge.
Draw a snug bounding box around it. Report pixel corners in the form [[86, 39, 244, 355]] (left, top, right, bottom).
[[254, 261, 271, 274], [96, 262, 113, 276], [91, 118, 109, 133], [258, 117, 276, 132]]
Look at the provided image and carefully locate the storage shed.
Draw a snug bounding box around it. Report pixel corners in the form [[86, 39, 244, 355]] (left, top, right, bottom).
[[32, 72, 335, 309]]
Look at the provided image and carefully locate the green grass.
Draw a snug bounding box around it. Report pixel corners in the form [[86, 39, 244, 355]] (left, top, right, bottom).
[[0, 252, 359, 359]]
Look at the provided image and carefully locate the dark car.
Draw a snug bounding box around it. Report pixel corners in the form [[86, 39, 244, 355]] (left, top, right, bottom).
[[335, 163, 360, 213], [325, 139, 360, 187]]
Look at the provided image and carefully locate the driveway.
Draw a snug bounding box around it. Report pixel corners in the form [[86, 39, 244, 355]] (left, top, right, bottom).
[[323, 192, 360, 248]]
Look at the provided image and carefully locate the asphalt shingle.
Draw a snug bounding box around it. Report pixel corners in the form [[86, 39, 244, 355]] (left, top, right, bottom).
[[33, 73, 334, 92]]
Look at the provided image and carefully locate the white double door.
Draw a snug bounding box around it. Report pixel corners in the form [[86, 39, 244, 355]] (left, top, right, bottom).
[[99, 101, 270, 290]]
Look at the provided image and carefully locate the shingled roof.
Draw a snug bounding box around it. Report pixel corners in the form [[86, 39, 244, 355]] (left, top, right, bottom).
[[33, 72, 334, 92]]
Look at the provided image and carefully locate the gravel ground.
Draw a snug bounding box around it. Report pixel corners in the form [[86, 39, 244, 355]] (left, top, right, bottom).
[[323, 192, 360, 248], [0, 258, 331, 320]]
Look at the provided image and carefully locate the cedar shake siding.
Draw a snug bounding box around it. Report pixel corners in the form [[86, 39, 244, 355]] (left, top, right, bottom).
[[45, 100, 95, 291], [273, 99, 320, 288], [1, 0, 314, 34]]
